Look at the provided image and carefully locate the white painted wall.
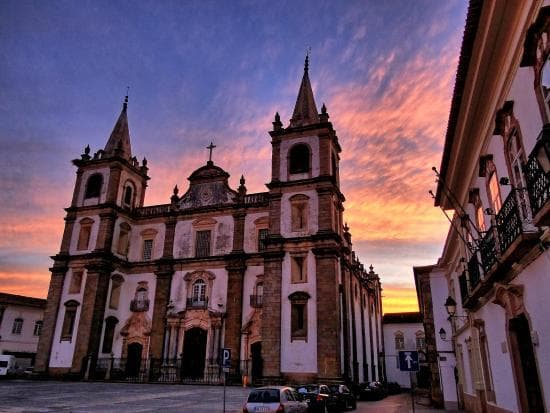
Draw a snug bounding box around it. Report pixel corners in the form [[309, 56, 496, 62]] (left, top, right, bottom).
[[173, 215, 234, 258], [280, 250, 317, 373], [0, 304, 44, 359], [169, 268, 228, 314], [383, 322, 424, 387], [69, 214, 100, 255], [127, 222, 165, 261], [243, 212, 268, 253]]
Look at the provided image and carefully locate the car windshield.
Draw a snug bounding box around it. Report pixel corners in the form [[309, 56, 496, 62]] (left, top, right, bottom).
[[297, 385, 319, 394], [248, 389, 280, 403], [329, 385, 340, 392]]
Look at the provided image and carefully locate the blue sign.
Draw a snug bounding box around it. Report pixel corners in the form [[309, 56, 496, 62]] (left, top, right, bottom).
[[221, 348, 231, 368], [398, 351, 419, 372]]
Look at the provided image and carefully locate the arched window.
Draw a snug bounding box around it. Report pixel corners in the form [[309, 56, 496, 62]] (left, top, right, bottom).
[[289, 194, 309, 232], [77, 218, 94, 251], [123, 181, 135, 208], [251, 281, 263, 308], [117, 222, 131, 256], [289, 291, 310, 341], [289, 144, 310, 174], [394, 331, 404, 350], [12, 318, 23, 334], [84, 174, 103, 199], [130, 282, 149, 312], [102, 316, 119, 354], [192, 279, 207, 304], [109, 275, 124, 310], [61, 300, 80, 341]]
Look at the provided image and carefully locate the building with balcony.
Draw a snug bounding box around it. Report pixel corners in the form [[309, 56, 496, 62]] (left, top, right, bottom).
[[0, 292, 46, 369], [35, 57, 385, 386], [418, 1, 550, 412]]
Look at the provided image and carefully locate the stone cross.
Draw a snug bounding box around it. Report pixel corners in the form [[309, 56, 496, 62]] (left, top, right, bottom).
[[207, 141, 216, 162]]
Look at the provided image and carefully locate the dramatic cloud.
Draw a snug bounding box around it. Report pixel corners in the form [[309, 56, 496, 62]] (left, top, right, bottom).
[[0, 1, 467, 312]]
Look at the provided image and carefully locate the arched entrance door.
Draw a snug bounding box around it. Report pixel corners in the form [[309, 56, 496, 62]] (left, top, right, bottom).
[[509, 314, 544, 412], [126, 342, 142, 377], [251, 341, 263, 383], [181, 328, 207, 379]]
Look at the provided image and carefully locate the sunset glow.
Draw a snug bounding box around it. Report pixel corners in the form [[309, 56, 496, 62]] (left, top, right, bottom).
[[0, 1, 468, 312]]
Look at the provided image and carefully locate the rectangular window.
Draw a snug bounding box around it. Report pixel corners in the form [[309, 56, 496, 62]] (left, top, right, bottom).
[[258, 228, 268, 252], [416, 336, 425, 350], [291, 255, 307, 283], [291, 303, 307, 340], [61, 305, 78, 342], [69, 271, 83, 294], [195, 230, 211, 257], [12, 318, 23, 335], [142, 239, 153, 261], [33, 320, 43, 336], [395, 335, 404, 350], [488, 173, 502, 214]]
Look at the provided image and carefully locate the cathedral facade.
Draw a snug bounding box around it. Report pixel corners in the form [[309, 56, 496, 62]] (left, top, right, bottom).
[[35, 58, 384, 385]]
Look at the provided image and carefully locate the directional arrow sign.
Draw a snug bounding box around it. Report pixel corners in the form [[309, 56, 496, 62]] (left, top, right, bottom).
[[398, 350, 419, 372]]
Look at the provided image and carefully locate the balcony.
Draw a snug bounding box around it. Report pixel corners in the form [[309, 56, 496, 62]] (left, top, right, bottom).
[[479, 229, 497, 274], [130, 299, 150, 312], [525, 126, 550, 226], [250, 294, 263, 308], [186, 297, 208, 309]]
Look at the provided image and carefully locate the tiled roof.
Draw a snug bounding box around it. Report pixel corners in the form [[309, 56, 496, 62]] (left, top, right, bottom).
[[0, 292, 47, 309]]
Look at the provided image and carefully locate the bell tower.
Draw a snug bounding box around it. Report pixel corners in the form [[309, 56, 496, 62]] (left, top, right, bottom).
[[262, 55, 345, 382]]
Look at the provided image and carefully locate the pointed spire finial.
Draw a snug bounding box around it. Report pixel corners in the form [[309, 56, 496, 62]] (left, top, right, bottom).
[[305, 49, 310, 73], [290, 50, 319, 127]]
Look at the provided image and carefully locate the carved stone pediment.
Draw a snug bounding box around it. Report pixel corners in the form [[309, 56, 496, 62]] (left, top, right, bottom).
[[178, 162, 237, 209]]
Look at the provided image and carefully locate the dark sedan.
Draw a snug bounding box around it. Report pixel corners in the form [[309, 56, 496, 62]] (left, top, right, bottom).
[[328, 384, 356, 411], [296, 384, 339, 413]]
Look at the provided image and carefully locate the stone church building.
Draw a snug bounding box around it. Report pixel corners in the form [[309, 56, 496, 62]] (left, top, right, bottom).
[[35, 58, 384, 385]]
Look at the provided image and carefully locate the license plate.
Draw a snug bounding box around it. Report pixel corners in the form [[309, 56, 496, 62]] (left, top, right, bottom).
[[254, 408, 269, 413]]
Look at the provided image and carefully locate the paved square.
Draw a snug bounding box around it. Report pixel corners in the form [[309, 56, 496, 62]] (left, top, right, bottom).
[[0, 380, 250, 412]]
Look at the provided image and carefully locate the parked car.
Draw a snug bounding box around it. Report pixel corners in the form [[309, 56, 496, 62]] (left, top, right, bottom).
[[358, 381, 386, 401], [385, 381, 402, 395], [242, 386, 309, 413], [328, 384, 356, 411], [296, 384, 339, 413]]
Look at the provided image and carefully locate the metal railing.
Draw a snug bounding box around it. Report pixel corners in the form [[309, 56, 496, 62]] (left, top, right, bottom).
[[467, 254, 482, 291], [186, 297, 209, 309], [135, 204, 171, 217], [524, 129, 550, 217], [458, 271, 469, 305], [495, 190, 523, 254], [479, 229, 497, 274]]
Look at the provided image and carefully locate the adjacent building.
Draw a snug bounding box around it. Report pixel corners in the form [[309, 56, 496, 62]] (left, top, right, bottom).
[[0, 292, 46, 369], [382, 312, 427, 389], [417, 1, 550, 412], [35, 57, 385, 385]]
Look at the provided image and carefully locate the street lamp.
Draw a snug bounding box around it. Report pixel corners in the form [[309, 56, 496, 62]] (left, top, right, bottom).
[[439, 328, 448, 341], [444, 296, 457, 317]]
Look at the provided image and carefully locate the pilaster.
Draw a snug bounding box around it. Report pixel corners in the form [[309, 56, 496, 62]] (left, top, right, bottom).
[[224, 257, 246, 370], [151, 263, 174, 359], [94, 211, 117, 252], [71, 260, 111, 373], [232, 211, 246, 253], [162, 217, 177, 258], [34, 263, 67, 373], [106, 165, 122, 204], [60, 211, 77, 254]]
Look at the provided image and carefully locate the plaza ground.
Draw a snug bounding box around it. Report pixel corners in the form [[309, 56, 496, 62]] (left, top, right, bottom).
[[0, 380, 454, 412]]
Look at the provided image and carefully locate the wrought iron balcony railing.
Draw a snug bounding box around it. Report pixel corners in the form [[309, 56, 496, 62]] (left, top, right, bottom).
[[495, 189, 524, 254], [467, 254, 482, 291], [250, 294, 263, 308], [524, 128, 550, 219], [479, 229, 497, 274], [130, 299, 150, 312], [186, 297, 208, 309], [458, 271, 469, 305]]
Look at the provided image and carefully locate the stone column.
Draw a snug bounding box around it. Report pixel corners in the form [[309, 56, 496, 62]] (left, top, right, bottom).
[[150, 265, 173, 360], [232, 211, 246, 253], [261, 251, 284, 379], [70, 169, 84, 207], [224, 258, 246, 371], [105, 166, 122, 204], [314, 247, 341, 379], [316, 187, 334, 233], [71, 261, 111, 374], [34, 263, 67, 373], [60, 211, 77, 254]]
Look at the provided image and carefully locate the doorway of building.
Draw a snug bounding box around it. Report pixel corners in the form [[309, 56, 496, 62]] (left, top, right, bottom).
[[251, 341, 263, 383], [509, 314, 544, 412], [181, 327, 207, 379], [126, 342, 142, 377]]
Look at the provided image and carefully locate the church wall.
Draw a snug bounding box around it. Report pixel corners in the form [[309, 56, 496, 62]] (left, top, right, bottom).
[[241, 265, 264, 325], [69, 214, 100, 255], [168, 267, 228, 312], [79, 167, 110, 206], [243, 212, 269, 253], [173, 215, 234, 258], [115, 169, 143, 209], [279, 135, 320, 181], [280, 190, 318, 238], [127, 222, 165, 261], [280, 250, 318, 373], [49, 268, 88, 367]]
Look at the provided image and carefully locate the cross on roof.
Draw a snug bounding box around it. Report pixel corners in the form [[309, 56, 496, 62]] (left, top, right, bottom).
[[207, 141, 216, 162]]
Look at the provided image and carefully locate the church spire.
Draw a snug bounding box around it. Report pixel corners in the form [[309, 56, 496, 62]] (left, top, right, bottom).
[[289, 53, 320, 128], [104, 93, 132, 159]]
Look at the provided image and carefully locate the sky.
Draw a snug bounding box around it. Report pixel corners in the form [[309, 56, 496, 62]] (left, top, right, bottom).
[[0, 0, 467, 313]]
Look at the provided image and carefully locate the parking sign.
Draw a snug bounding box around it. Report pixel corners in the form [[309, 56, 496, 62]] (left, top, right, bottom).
[[221, 348, 231, 368]]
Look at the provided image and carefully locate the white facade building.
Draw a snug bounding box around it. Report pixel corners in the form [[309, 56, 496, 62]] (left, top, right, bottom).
[[418, 1, 550, 412], [0, 292, 46, 369]]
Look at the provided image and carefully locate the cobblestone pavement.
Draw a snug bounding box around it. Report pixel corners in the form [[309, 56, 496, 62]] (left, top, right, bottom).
[[0, 380, 457, 413]]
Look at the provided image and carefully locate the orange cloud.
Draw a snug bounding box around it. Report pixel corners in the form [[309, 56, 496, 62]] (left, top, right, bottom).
[[382, 284, 420, 314]]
